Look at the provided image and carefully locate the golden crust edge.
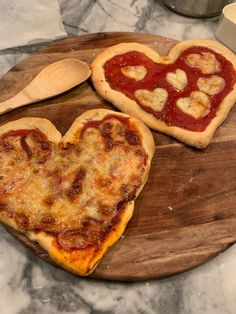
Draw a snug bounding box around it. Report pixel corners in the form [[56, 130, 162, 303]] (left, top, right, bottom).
[[0, 109, 155, 276], [0, 117, 62, 143], [26, 202, 135, 276], [91, 39, 236, 148], [0, 201, 134, 276]]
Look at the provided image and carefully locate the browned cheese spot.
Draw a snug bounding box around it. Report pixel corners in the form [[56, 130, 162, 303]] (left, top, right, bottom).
[[66, 168, 86, 200]]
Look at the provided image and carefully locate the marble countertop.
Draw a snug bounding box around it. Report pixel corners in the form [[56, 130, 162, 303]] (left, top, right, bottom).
[[0, 1, 236, 313]]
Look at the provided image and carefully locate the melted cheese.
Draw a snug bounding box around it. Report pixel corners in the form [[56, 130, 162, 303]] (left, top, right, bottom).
[[176, 91, 210, 119], [121, 65, 147, 81], [197, 75, 225, 96], [134, 88, 168, 111], [0, 138, 32, 196], [166, 69, 187, 91], [0, 118, 147, 243], [185, 52, 221, 74]]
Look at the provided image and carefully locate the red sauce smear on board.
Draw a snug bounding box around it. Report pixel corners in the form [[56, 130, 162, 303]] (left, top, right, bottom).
[[104, 47, 236, 132]]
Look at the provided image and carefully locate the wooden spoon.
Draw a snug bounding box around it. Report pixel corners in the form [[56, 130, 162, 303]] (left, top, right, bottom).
[[0, 59, 91, 115]]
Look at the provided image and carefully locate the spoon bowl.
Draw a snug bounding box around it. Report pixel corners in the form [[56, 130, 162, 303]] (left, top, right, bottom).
[[0, 58, 91, 115]]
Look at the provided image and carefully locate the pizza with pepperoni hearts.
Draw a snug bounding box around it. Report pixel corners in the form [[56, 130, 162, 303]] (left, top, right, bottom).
[[0, 109, 154, 276], [91, 40, 236, 148]]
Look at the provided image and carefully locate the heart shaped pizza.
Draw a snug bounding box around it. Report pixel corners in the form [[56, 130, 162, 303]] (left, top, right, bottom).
[[91, 40, 236, 148], [0, 109, 154, 276]]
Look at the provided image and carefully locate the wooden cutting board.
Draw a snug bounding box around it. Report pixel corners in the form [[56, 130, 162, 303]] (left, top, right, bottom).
[[1, 32, 236, 281]]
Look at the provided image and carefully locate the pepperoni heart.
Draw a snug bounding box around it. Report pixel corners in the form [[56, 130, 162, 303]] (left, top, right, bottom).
[[134, 88, 168, 111], [166, 69, 187, 91], [176, 91, 210, 119], [92, 40, 236, 148]]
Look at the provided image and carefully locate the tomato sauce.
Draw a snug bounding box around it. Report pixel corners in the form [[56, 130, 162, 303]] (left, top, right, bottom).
[[104, 47, 236, 131], [1, 128, 47, 140], [0, 128, 51, 160], [81, 113, 130, 132]]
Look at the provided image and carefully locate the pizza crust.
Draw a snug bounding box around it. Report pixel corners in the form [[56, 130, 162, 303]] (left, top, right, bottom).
[[0, 117, 62, 143], [91, 40, 236, 148], [0, 109, 154, 276], [27, 202, 135, 276]]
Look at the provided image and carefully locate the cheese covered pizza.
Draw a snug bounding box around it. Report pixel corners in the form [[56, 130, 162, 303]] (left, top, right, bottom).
[[0, 109, 154, 276], [91, 40, 236, 148]]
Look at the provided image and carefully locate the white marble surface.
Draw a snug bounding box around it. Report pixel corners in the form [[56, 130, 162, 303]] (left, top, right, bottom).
[[0, 1, 236, 313], [0, 0, 66, 50]]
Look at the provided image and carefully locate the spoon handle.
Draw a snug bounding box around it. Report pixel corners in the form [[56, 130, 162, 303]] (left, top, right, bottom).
[[0, 86, 38, 115], [0, 72, 61, 114]]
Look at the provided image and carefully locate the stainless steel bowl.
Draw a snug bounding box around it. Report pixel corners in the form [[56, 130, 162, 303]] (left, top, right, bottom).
[[163, 0, 232, 18]]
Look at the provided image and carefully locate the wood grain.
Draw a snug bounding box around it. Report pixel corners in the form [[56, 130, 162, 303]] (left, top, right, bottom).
[[1, 32, 236, 281]]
